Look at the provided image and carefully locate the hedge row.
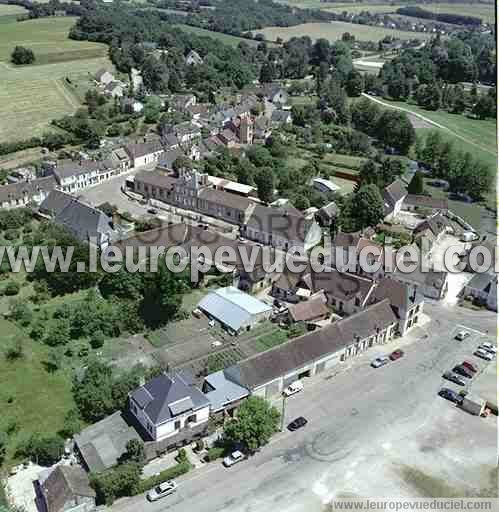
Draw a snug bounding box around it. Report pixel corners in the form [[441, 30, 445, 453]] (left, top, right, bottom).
[[205, 447, 225, 462], [137, 461, 192, 494]]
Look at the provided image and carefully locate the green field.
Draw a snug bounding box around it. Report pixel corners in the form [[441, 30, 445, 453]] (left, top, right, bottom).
[[374, 98, 497, 169], [0, 4, 27, 16], [176, 24, 261, 47], [0, 319, 74, 464], [257, 21, 435, 43], [0, 17, 111, 142], [322, 3, 400, 14]]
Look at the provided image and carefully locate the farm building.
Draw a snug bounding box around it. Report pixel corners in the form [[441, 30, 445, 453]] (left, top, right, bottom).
[[198, 286, 272, 334]]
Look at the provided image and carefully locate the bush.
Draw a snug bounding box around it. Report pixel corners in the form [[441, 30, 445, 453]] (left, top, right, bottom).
[[205, 446, 225, 462], [91, 463, 141, 505], [137, 461, 191, 494], [3, 229, 19, 241], [9, 300, 32, 326], [175, 448, 188, 464], [4, 337, 24, 361], [90, 330, 105, 349], [3, 281, 20, 296]]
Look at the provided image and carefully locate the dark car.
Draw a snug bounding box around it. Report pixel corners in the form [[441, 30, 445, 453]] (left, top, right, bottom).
[[147, 208, 158, 214], [389, 349, 404, 361], [288, 417, 308, 431], [461, 361, 478, 373], [442, 371, 466, 386], [438, 387, 462, 404], [452, 365, 473, 378]]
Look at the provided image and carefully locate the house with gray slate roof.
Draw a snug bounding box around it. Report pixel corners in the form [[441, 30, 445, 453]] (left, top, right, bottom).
[[0, 176, 57, 209], [129, 372, 210, 442]]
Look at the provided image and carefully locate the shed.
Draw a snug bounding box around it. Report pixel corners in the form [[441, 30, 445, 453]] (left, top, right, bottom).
[[198, 286, 272, 333]]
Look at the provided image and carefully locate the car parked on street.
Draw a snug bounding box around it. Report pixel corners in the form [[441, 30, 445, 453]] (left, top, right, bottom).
[[147, 208, 158, 214], [442, 372, 466, 386], [371, 356, 389, 368], [389, 349, 404, 361], [455, 330, 470, 341], [146, 480, 177, 501], [288, 416, 308, 431], [223, 450, 246, 468], [283, 380, 303, 397], [461, 361, 478, 373], [452, 365, 473, 378], [438, 388, 463, 404], [474, 348, 494, 361]]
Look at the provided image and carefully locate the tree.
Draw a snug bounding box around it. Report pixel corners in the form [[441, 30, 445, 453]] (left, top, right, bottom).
[[120, 439, 145, 464], [351, 98, 380, 136], [99, 268, 142, 300], [223, 396, 280, 451], [8, 300, 32, 326], [376, 111, 415, 155], [350, 185, 385, 230], [143, 97, 162, 124], [91, 463, 141, 505], [259, 61, 277, 83], [58, 409, 83, 439], [254, 169, 275, 204], [407, 171, 424, 195], [90, 330, 105, 349], [11, 46, 35, 65], [472, 94, 495, 120], [18, 435, 64, 466], [345, 70, 364, 97]]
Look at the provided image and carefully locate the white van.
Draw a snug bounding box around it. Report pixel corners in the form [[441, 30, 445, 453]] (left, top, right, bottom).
[[283, 380, 304, 397]]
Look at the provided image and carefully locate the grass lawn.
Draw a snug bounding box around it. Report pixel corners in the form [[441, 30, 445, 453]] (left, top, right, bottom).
[[0, 5, 28, 16], [0, 319, 74, 464], [322, 3, 401, 15], [256, 21, 435, 43], [0, 17, 110, 142], [290, 94, 319, 106], [175, 24, 262, 48], [322, 153, 366, 171], [377, 98, 497, 165], [254, 327, 288, 352]]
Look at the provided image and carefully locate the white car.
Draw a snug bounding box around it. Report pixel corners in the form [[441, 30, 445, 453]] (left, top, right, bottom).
[[146, 480, 177, 501], [223, 450, 245, 467], [371, 356, 389, 368], [455, 330, 470, 341], [480, 342, 497, 354], [283, 380, 303, 397], [474, 349, 494, 361]]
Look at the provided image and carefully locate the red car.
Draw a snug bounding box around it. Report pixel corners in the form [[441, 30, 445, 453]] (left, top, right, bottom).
[[462, 361, 478, 373], [390, 349, 404, 361]]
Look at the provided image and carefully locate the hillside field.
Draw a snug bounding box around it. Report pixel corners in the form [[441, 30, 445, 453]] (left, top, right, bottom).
[[0, 17, 111, 143], [256, 21, 435, 43], [176, 24, 262, 47]]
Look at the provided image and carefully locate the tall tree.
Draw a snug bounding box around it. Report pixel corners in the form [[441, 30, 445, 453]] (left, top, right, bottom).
[[376, 110, 415, 155], [351, 185, 385, 230], [254, 169, 275, 204], [407, 171, 424, 195]]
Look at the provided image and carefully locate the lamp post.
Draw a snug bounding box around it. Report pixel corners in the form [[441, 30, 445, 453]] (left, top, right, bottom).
[[280, 394, 287, 432]]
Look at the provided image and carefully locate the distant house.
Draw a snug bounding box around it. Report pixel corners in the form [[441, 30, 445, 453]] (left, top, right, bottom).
[[104, 81, 124, 98], [130, 67, 143, 90], [271, 109, 292, 125], [463, 273, 497, 311], [383, 179, 407, 220], [185, 49, 203, 66], [95, 68, 114, 85], [402, 194, 449, 213], [413, 213, 453, 253], [129, 372, 210, 444], [40, 191, 116, 249], [0, 176, 57, 209], [198, 286, 272, 334], [316, 201, 338, 227], [372, 277, 424, 335], [110, 147, 132, 172], [311, 177, 341, 195], [35, 465, 96, 512], [125, 140, 164, 168], [262, 84, 288, 105], [121, 97, 144, 114]]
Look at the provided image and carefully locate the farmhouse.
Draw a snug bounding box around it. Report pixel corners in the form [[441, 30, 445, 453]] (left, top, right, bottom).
[[95, 68, 114, 85], [198, 286, 272, 334], [185, 49, 203, 66]]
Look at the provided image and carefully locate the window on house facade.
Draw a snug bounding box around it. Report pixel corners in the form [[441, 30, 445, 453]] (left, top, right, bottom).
[[186, 414, 197, 424], [174, 420, 181, 430]]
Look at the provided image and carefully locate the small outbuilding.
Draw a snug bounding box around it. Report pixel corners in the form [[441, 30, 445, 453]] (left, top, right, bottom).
[[198, 286, 272, 334]]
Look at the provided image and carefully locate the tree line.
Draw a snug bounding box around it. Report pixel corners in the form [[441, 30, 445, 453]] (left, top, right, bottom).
[[396, 6, 482, 27]]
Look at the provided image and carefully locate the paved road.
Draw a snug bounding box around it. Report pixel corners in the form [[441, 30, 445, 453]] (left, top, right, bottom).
[[361, 93, 497, 156], [110, 301, 496, 512]]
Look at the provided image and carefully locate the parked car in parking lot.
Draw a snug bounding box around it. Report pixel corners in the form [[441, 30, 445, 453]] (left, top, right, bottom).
[[479, 342, 497, 354], [455, 330, 470, 341], [371, 356, 389, 368], [442, 372, 466, 386], [288, 416, 308, 431], [452, 365, 473, 378], [438, 387, 463, 404], [146, 480, 177, 501], [389, 349, 404, 361], [474, 348, 494, 361], [223, 450, 246, 468], [461, 361, 478, 373]]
